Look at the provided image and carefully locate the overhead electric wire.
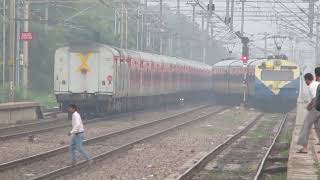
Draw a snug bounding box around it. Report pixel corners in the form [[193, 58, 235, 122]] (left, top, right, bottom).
[[276, 0, 309, 29]]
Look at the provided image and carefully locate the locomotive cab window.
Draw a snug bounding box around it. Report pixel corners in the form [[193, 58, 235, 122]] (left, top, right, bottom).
[[261, 70, 294, 81]]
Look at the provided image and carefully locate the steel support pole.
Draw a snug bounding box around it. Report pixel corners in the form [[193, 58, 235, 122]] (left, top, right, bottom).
[[9, 0, 16, 101], [125, 7, 128, 49], [243, 66, 247, 106], [226, 0, 230, 24], [141, 12, 144, 51], [177, 0, 180, 15], [203, 0, 213, 64], [45, 4, 49, 35], [241, 0, 245, 35], [16, 0, 21, 86], [316, 6, 319, 66], [2, 0, 6, 87], [23, 2, 29, 96], [190, 4, 196, 59], [160, 35, 163, 54], [309, 1, 315, 35], [136, 16, 140, 50], [169, 37, 173, 56], [264, 33, 268, 58], [120, 1, 124, 48], [201, 14, 205, 62], [159, 0, 163, 54], [114, 10, 117, 35], [230, 0, 235, 31], [176, 0, 181, 57], [141, 0, 147, 51], [201, 15, 205, 31]]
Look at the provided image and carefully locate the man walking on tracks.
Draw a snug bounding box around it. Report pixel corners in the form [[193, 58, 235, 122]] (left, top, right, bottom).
[[68, 104, 92, 165], [297, 73, 320, 153]]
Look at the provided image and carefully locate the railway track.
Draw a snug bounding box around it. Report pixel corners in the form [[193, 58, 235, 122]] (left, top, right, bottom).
[[0, 119, 70, 141], [253, 114, 289, 180], [0, 108, 67, 141], [176, 113, 288, 180], [0, 108, 153, 141], [42, 108, 63, 117], [0, 104, 199, 141], [0, 105, 224, 180]]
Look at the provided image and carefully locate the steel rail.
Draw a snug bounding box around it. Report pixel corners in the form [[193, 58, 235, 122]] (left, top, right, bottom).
[[176, 113, 265, 180], [0, 107, 171, 141], [0, 110, 65, 136], [0, 120, 72, 141], [0, 105, 213, 172], [0, 119, 69, 139], [42, 109, 63, 117], [253, 113, 289, 180], [30, 106, 227, 180]]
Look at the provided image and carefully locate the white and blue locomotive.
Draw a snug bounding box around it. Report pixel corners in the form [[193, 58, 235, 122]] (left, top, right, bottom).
[[212, 56, 300, 108]]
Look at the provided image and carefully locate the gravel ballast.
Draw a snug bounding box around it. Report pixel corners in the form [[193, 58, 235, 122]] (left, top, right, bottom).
[[0, 104, 215, 180], [61, 107, 260, 180], [0, 103, 202, 164]]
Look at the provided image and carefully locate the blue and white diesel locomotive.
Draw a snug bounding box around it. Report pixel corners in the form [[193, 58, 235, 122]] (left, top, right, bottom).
[[212, 56, 300, 108]]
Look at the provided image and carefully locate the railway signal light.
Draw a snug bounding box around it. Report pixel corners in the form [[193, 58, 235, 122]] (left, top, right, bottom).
[[242, 45, 249, 63], [235, 32, 250, 64], [241, 37, 249, 64], [207, 3, 215, 11], [241, 55, 248, 64]]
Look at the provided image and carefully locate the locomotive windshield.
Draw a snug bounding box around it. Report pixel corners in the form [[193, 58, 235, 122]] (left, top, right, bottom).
[[261, 70, 294, 81]]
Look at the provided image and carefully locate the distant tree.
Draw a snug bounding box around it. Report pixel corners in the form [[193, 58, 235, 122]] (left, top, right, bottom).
[[27, 1, 227, 93]]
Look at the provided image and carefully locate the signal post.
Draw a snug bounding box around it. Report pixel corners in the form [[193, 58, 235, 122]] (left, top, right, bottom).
[[241, 36, 249, 106]]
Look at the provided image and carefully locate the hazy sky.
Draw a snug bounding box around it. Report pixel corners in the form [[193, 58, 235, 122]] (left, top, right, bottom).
[[146, 0, 317, 65]]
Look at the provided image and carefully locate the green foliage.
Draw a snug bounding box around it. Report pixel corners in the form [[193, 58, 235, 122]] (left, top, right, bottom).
[[0, 84, 57, 108], [27, 2, 227, 97], [0, 84, 10, 103], [29, 4, 118, 92]]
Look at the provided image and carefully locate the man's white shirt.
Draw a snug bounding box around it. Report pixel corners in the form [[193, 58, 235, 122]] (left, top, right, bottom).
[[70, 111, 84, 134]]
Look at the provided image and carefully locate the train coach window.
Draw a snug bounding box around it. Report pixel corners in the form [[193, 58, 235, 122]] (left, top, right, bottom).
[[281, 66, 297, 70], [261, 70, 294, 81]]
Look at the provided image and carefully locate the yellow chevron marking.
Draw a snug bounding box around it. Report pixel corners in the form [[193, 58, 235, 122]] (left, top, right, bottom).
[[77, 53, 92, 74]]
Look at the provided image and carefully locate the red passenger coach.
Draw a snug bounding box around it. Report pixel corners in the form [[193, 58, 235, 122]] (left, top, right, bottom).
[[54, 43, 212, 113]]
